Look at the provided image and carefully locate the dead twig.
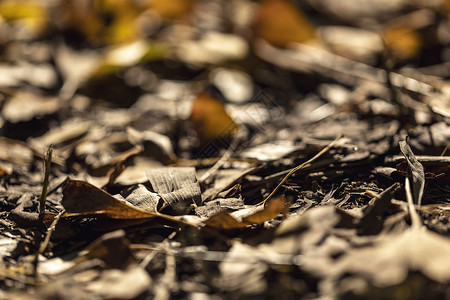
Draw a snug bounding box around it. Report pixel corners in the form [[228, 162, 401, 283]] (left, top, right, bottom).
[[33, 209, 65, 278], [38, 146, 53, 223]]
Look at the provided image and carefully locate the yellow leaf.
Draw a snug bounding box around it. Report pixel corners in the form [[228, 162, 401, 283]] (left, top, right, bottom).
[[0, 0, 47, 35], [382, 26, 421, 61]]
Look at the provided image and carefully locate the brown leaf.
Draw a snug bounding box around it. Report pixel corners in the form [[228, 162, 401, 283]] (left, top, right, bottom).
[[190, 91, 237, 145], [204, 211, 248, 230], [205, 196, 288, 230], [242, 196, 287, 224], [254, 0, 316, 47], [61, 179, 157, 219], [333, 227, 450, 287]]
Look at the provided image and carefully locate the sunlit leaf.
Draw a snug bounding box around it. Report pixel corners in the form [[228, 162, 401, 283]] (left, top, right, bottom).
[[146, 167, 201, 211], [205, 196, 288, 230], [242, 196, 287, 224]]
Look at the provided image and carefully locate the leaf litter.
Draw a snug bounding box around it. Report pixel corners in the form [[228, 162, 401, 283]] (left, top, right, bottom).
[[0, 0, 450, 299]]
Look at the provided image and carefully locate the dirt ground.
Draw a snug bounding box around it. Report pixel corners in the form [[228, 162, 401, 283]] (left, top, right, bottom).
[[0, 0, 450, 299]]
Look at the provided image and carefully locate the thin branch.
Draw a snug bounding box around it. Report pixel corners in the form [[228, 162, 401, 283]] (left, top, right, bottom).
[[38, 146, 53, 223], [33, 209, 65, 277]]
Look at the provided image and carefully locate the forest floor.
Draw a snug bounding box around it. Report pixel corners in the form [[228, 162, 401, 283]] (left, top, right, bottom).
[[0, 0, 450, 299]]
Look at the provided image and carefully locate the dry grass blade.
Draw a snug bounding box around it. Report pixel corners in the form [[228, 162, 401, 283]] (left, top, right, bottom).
[[404, 176, 422, 229], [257, 135, 342, 206]]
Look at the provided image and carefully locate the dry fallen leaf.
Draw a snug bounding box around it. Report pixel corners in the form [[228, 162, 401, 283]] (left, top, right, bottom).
[[332, 227, 450, 287], [61, 179, 157, 219], [205, 196, 288, 230], [190, 89, 238, 146], [146, 167, 201, 211], [204, 210, 248, 230], [253, 0, 316, 47]]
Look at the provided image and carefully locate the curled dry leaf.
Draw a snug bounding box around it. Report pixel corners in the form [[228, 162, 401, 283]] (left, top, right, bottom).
[[61, 179, 157, 219], [399, 140, 425, 205], [205, 195, 288, 230]]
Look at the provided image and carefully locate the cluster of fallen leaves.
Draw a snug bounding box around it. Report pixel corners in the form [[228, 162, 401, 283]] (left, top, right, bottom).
[[1, 0, 450, 299]]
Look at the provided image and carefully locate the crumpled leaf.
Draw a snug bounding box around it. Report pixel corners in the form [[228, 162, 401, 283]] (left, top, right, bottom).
[[39, 230, 133, 275], [241, 195, 288, 224], [146, 167, 201, 211], [38, 231, 150, 300], [122, 184, 161, 213]]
